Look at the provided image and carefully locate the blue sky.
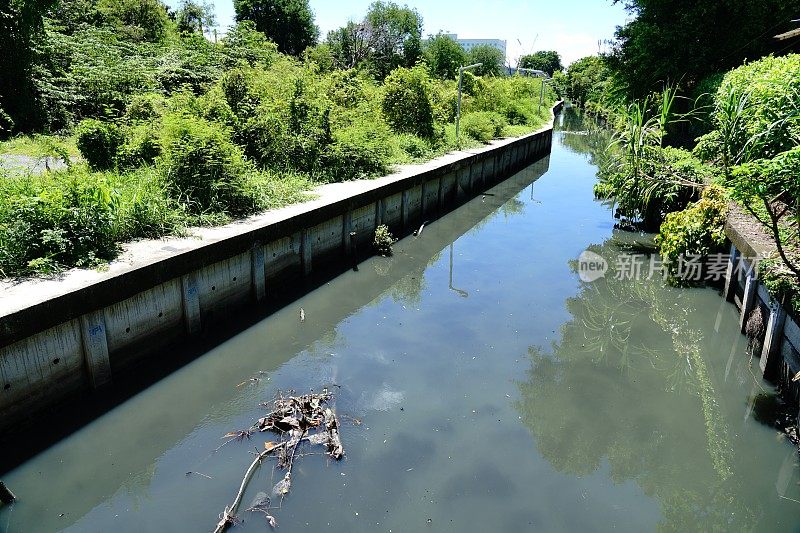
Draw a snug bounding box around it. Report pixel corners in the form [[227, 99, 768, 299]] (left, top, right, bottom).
[[163, 0, 629, 65]]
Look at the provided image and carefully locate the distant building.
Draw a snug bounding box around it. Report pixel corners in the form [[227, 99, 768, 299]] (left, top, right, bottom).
[[444, 34, 507, 57]]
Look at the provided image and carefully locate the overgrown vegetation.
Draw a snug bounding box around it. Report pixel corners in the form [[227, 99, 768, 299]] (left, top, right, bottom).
[[580, 39, 800, 302], [655, 185, 728, 284], [0, 0, 556, 277]]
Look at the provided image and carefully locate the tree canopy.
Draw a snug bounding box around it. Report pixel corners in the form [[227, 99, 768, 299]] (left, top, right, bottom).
[[467, 44, 506, 77], [176, 0, 215, 35], [233, 0, 318, 56], [609, 0, 800, 98], [0, 0, 57, 131], [423, 33, 466, 80], [327, 1, 422, 80], [519, 51, 562, 76]]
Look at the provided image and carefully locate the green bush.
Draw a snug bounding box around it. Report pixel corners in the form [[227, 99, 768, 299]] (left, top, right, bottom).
[[117, 123, 160, 168], [759, 257, 800, 314], [221, 68, 256, 116], [461, 111, 507, 142], [125, 93, 166, 122], [596, 146, 715, 229], [396, 134, 430, 159], [381, 66, 435, 139], [728, 145, 800, 205], [0, 170, 118, 276], [238, 110, 289, 169], [158, 114, 256, 215], [656, 185, 728, 284], [714, 54, 800, 163], [320, 124, 392, 181], [76, 119, 123, 170]]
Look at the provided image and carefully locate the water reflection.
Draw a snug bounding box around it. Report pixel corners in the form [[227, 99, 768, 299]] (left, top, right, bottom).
[[515, 229, 797, 530]]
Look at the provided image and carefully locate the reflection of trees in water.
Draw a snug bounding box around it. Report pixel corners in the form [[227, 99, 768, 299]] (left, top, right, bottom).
[[387, 250, 442, 307], [557, 108, 615, 171], [515, 234, 761, 531]]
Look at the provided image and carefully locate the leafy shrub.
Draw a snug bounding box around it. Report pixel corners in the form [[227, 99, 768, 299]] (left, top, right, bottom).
[[596, 146, 715, 229], [692, 130, 723, 163], [0, 170, 118, 276], [759, 257, 800, 314], [381, 66, 435, 139], [198, 88, 236, 125], [321, 124, 392, 181], [221, 68, 257, 116], [728, 145, 800, 205], [461, 111, 506, 142], [373, 224, 396, 256], [158, 114, 256, 215], [396, 134, 430, 159], [125, 93, 166, 122], [238, 110, 289, 169], [117, 123, 160, 168], [325, 69, 367, 108], [76, 119, 123, 170], [714, 54, 800, 163], [656, 185, 728, 284]]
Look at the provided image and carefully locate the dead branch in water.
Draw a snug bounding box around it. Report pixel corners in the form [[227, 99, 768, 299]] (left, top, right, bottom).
[[212, 390, 345, 532]]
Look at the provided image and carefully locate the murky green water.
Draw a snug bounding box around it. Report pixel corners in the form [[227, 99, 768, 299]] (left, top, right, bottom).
[[2, 108, 799, 532]]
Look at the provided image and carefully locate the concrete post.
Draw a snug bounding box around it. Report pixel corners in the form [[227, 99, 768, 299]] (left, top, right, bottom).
[[722, 243, 739, 302], [376, 199, 385, 227], [180, 272, 202, 336], [251, 243, 266, 303], [79, 310, 112, 388], [739, 269, 757, 333], [301, 229, 312, 275], [342, 209, 353, 256], [401, 190, 410, 231], [760, 299, 787, 380]]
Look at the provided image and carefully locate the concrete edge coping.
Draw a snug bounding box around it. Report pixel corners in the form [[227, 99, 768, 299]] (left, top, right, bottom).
[[0, 102, 563, 345], [724, 202, 777, 267]]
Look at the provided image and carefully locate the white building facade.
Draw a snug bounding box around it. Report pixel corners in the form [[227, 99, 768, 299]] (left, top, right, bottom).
[[444, 34, 507, 57]]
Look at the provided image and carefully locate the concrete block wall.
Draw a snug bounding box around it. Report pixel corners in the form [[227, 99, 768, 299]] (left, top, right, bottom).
[[0, 103, 560, 431], [722, 242, 800, 411]]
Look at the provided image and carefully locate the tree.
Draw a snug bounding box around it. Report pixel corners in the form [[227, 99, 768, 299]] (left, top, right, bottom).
[[233, 0, 318, 56], [96, 0, 170, 42], [363, 1, 422, 79], [609, 0, 800, 99], [467, 44, 505, 77], [423, 33, 465, 80], [176, 0, 215, 35], [327, 21, 372, 70], [327, 1, 423, 79], [519, 50, 562, 76], [565, 55, 613, 107], [0, 0, 56, 133]]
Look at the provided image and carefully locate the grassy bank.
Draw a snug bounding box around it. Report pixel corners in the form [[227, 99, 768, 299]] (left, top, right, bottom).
[[0, 14, 556, 279]]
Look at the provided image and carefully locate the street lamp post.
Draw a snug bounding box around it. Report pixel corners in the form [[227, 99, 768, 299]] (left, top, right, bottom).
[[456, 63, 483, 147], [515, 67, 549, 114]]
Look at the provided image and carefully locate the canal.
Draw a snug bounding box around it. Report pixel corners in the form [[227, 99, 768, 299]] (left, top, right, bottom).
[[1, 108, 798, 532]]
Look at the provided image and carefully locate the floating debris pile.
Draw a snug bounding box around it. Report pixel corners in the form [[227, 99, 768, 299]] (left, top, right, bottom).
[[213, 390, 344, 532]]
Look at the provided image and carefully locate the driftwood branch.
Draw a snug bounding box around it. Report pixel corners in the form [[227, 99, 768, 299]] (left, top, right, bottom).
[[0, 481, 15, 505], [211, 391, 345, 532], [213, 442, 288, 533]]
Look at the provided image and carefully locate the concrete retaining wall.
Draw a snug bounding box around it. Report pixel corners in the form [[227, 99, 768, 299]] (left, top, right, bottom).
[[721, 240, 800, 413], [0, 103, 562, 431]]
